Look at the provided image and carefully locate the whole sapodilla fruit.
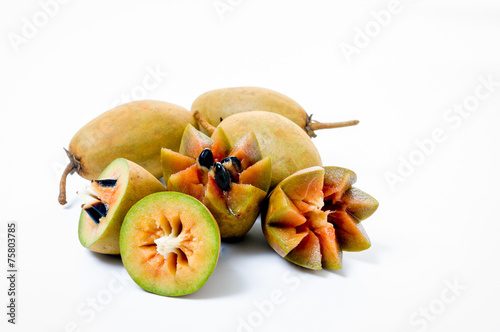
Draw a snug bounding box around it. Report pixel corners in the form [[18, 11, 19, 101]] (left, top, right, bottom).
[[192, 87, 359, 137], [197, 111, 322, 188], [262, 166, 379, 270], [78, 158, 166, 254], [58, 100, 195, 205]]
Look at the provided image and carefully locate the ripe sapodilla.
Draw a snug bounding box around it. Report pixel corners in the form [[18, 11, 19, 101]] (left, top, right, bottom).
[[120, 192, 220, 296], [78, 158, 166, 254], [58, 100, 195, 205], [196, 111, 323, 188], [162, 124, 272, 239], [191, 87, 359, 138], [262, 166, 379, 270]]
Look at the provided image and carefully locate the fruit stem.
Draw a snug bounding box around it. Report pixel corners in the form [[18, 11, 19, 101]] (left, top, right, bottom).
[[305, 114, 359, 138], [58, 148, 78, 205], [193, 110, 216, 135]]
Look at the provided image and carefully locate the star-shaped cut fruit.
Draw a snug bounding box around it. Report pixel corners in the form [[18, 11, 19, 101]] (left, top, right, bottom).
[[263, 166, 378, 270], [162, 124, 271, 240]]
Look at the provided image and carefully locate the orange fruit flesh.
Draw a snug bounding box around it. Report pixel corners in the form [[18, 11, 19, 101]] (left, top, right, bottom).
[[264, 166, 379, 270], [120, 192, 220, 296], [79, 164, 126, 247], [166, 152, 266, 198], [164, 126, 269, 195], [78, 159, 167, 255], [178, 124, 214, 159], [91, 179, 119, 207]]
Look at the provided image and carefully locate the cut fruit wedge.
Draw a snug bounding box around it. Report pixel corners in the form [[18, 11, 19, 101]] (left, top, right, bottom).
[[78, 158, 166, 254], [263, 166, 379, 270], [161, 124, 271, 239], [239, 157, 272, 192], [120, 192, 220, 296]]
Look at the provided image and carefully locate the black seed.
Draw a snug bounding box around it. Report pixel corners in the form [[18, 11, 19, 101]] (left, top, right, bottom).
[[84, 202, 108, 225], [222, 156, 242, 173], [198, 148, 214, 169], [94, 179, 117, 187], [214, 162, 231, 191]]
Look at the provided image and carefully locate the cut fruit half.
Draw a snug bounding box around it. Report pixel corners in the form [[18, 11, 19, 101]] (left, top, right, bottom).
[[263, 166, 379, 270], [120, 192, 220, 296], [161, 124, 271, 239], [78, 158, 166, 254]]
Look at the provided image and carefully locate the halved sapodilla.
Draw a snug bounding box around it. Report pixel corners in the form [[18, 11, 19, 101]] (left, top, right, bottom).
[[78, 158, 166, 254], [262, 166, 379, 270], [120, 192, 220, 296], [162, 124, 271, 240]]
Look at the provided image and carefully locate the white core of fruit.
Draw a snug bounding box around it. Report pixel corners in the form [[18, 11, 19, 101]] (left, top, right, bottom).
[[77, 190, 101, 209], [154, 233, 185, 259]]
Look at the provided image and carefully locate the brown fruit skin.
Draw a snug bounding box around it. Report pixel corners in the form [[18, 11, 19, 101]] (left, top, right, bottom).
[[217, 111, 322, 188], [192, 87, 308, 135], [69, 100, 195, 179]]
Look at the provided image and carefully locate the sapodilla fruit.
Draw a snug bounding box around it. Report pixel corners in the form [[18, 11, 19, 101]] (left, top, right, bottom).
[[196, 111, 322, 188], [262, 166, 379, 270], [58, 100, 195, 205], [162, 124, 271, 239], [192, 87, 359, 137], [120, 192, 220, 296], [78, 158, 166, 254]]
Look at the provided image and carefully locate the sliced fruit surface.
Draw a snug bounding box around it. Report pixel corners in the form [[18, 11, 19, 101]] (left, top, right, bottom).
[[78, 158, 166, 254], [120, 192, 220, 296], [263, 166, 379, 270], [162, 124, 271, 239]]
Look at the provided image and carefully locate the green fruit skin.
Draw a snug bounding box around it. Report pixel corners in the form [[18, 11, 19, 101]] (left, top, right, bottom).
[[69, 100, 195, 179], [192, 87, 309, 134], [120, 192, 220, 296], [78, 158, 166, 254], [218, 111, 322, 188]]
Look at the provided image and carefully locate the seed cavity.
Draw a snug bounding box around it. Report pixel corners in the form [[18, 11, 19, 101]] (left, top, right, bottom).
[[222, 156, 242, 181], [93, 179, 118, 187], [153, 212, 190, 273], [222, 156, 242, 172], [78, 190, 109, 225], [77, 181, 115, 225], [197, 149, 244, 191]]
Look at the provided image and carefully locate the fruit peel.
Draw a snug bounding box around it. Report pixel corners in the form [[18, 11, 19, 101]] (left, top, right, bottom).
[[216, 111, 322, 188], [59, 101, 194, 205]]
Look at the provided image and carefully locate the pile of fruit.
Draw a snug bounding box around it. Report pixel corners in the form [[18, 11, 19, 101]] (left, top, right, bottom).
[[60, 87, 379, 296]]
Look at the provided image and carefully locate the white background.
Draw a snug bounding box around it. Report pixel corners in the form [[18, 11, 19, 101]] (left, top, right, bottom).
[[2, 1, 500, 331]]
